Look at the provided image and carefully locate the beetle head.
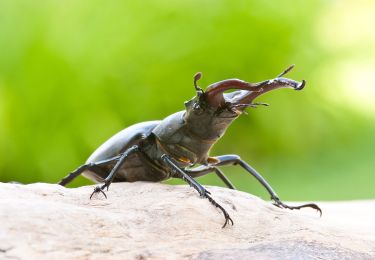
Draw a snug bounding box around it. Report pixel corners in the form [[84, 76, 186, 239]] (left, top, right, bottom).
[[183, 65, 306, 140]]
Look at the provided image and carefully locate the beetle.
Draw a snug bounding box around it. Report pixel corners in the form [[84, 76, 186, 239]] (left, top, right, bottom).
[[59, 65, 321, 228]]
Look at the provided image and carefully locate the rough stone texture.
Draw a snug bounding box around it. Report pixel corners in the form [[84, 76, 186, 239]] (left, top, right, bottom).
[[0, 182, 374, 259]]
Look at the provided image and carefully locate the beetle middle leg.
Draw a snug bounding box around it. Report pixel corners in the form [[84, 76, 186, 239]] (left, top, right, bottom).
[[208, 154, 322, 215], [186, 166, 236, 190], [58, 155, 122, 186], [161, 154, 233, 228], [89, 145, 140, 199]]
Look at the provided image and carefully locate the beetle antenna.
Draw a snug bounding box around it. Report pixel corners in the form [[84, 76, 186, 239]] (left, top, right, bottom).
[[277, 64, 295, 78], [194, 72, 204, 93]]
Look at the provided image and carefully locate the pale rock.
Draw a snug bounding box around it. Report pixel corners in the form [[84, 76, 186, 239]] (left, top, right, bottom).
[[0, 182, 374, 259]]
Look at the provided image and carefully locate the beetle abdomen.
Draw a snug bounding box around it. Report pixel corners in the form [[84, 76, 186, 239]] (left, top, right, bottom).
[[86, 121, 160, 163], [82, 121, 164, 183]]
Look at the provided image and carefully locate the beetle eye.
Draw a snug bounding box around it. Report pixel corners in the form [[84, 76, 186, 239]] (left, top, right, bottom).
[[193, 102, 204, 115]]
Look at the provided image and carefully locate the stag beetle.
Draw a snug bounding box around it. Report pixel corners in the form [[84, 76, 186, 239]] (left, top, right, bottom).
[[59, 65, 321, 228]]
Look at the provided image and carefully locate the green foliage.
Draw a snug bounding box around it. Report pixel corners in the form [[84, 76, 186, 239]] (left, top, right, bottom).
[[0, 1, 374, 200]]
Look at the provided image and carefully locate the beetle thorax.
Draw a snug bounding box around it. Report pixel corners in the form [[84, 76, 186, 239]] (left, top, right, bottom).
[[152, 107, 238, 165]]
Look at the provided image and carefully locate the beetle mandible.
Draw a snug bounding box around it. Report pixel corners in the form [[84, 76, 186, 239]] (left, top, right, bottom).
[[59, 65, 321, 228]]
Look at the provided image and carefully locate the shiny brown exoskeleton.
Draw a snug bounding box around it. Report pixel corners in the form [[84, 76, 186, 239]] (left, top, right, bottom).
[[59, 65, 321, 227]]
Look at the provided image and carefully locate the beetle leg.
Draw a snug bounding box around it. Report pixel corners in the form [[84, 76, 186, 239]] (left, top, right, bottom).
[[186, 166, 236, 190], [272, 197, 322, 216], [89, 145, 139, 199], [161, 155, 209, 196], [58, 155, 122, 186], [90, 186, 107, 199], [209, 154, 322, 216], [161, 154, 233, 228]]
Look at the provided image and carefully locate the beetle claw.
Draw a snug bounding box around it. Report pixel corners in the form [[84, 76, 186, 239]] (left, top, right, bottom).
[[90, 186, 107, 199], [205, 193, 234, 228], [222, 212, 234, 228]]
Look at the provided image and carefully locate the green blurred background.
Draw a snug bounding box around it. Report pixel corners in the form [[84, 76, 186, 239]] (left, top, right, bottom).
[[0, 0, 374, 201]]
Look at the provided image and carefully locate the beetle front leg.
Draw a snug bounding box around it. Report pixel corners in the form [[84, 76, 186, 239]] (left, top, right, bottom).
[[161, 155, 210, 197], [211, 154, 322, 216], [161, 154, 233, 228], [90, 145, 139, 199]]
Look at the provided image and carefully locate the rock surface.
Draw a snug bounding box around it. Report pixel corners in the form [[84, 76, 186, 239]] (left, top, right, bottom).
[[0, 182, 374, 259]]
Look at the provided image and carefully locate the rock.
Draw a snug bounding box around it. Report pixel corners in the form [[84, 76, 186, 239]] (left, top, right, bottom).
[[0, 182, 374, 259]]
